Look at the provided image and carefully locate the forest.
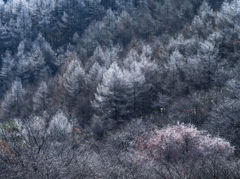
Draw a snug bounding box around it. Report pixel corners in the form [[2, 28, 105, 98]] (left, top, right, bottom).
[[0, 0, 240, 178]]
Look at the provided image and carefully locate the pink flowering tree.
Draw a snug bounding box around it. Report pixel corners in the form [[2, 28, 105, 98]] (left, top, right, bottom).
[[136, 124, 234, 163]]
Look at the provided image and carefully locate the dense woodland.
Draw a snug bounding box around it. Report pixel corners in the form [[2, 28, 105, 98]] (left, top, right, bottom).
[[0, 0, 240, 178]]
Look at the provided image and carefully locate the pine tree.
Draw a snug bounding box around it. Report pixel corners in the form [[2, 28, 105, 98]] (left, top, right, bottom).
[[0, 21, 11, 57], [0, 50, 15, 96], [0, 50, 14, 80], [92, 46, 157, 137], [33, 81, 48, 113], [1, 79, 26, 119], [92, 62, 132, 137], [63, 53, 85, 99]]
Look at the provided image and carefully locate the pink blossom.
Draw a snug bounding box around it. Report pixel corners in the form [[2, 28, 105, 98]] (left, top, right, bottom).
[[135, 124, 234, 163]]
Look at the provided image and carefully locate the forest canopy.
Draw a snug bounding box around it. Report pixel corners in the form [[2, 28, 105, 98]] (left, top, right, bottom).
[[0, 0, 240, 178]]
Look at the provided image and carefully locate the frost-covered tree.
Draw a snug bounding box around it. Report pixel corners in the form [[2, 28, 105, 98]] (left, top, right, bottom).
[[92, 46, 158, 137], [0, 50, 14, 80], [115, 10, 134, 45], [87, 61, 104, 86], [92, 62, 131, 137], [136, 123, 234, 163], [33, 81, 48, 113], [17, 40, 47, 83], [0, 22, 11, 56], [63, 53, 85, 98], [91, 45, 119, 68], [1, 79, 27, 119], [192, 40, 218, 89], [206, 78, 240, 155], [48, 110, 72, 134], [123, 45, 158, 115], [60, 52, 93, 124]]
